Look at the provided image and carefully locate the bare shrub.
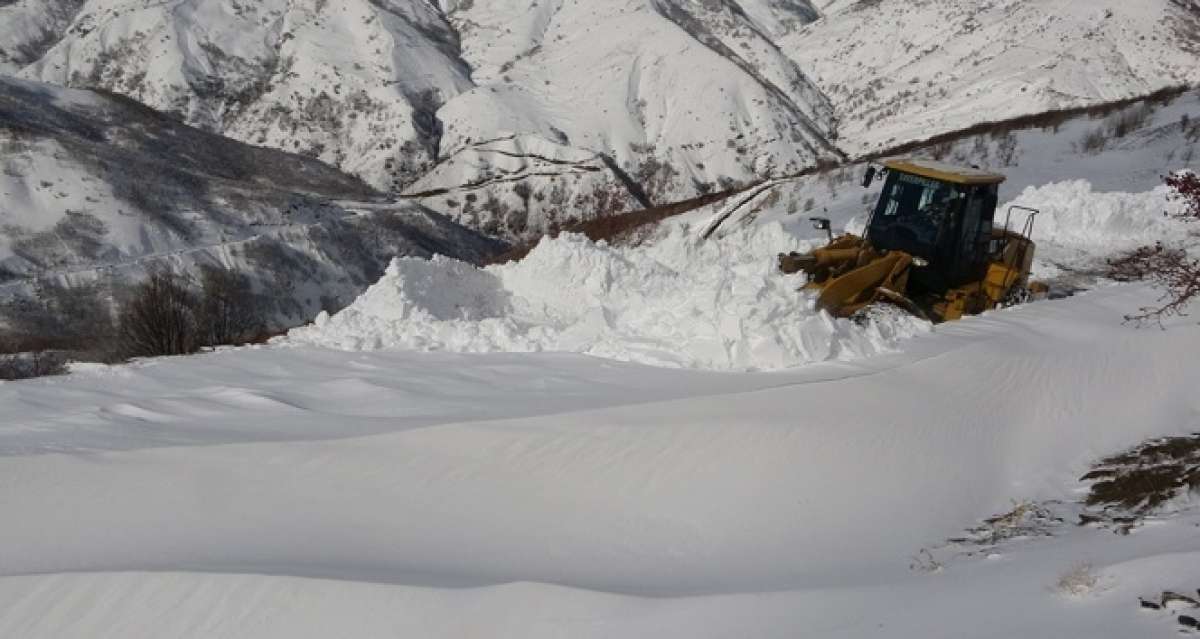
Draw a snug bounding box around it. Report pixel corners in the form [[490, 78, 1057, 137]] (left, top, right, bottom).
[[116, 270, 200, 358], [1056, 563, 1101, 597], [909, 548, 943, 573], [1079, 432, 1200, 531], [0, 337, 69, 380], [1166, 171, 1200, 221], [1109, 243, 1199, 323], [1078, 127, 1108, 155], [196, 266, 263, 347], [1106, 103, 1155, 139], [1108, 173, 1200, 323], [0, 280, 118, 364]]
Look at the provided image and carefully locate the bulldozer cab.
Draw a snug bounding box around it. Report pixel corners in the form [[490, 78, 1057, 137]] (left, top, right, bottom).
[[865, 159, 1004, 295]]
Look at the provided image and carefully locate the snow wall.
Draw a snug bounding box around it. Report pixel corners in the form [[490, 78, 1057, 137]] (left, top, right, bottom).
[[285, 224, 930, 371]]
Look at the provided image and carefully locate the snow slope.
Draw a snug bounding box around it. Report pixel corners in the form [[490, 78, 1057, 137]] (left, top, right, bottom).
[[0, 283, 1198, 637], [4, 0, 474, 189], [1, 0, 844, 240], [7, 0, 1196, 243], [0, 76, 503, 326], [707, 89, 1200, 275], [791, 0, 1200, 153]]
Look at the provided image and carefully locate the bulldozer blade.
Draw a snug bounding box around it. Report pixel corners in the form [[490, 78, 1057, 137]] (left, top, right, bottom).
[[816, 252, 912, 318], [778, 252, 817, 274], [875, 287, 931, 322]]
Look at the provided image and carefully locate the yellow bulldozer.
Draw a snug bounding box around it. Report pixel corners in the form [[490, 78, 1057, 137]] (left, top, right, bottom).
[[779, 159, 1045, 322]]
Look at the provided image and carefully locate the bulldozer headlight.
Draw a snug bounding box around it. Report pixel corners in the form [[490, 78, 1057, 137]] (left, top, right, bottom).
[[911, 257, 929, 267]]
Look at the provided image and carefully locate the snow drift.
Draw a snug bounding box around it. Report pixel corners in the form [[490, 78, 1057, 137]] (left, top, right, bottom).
[[1007, 180, 1189, 253], [1004, 180, 1193, 276], [286, 225, 930, 371]]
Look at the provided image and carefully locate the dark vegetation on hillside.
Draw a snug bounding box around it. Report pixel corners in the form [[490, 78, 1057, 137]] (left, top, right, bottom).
[[0, 266, 273, 379]]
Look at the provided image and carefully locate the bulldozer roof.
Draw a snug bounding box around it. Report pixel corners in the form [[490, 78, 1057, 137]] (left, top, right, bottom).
[[883, 158, 1006, 186]]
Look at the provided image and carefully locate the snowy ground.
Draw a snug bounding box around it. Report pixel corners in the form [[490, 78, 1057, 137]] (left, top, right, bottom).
[[1, 282, 1198, 637]]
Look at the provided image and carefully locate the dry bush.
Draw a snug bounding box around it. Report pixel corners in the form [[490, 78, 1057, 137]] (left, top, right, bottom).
[[1166, 172, 1200, 221], [1108, 173, 1200, 323], [116, 270, 200, 358], [116, 265, 271, 358], [1080, 434, 1200, 516], [1107, 103, 1156, 139], [1056, 563, 1100, 597], [0, 335, 69, 380], [1078, 127, 1109, 155], [1109, 243, 1200, 323], [196, 266, 263, 347]]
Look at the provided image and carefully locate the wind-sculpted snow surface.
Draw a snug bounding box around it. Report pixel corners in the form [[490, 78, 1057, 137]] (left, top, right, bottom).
[[286, 224, 929, 370], [2, 283, 1200, 638]]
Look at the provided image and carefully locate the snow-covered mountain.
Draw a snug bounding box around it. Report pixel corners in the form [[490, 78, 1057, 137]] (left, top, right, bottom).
[[7, 0, 1194, 241], [0, 76, 503, 326], [789, 0, 1200, 153], [720, 87, 1200, 229], [0, 0, 842, 238], [0, 0, 475, 189], [406, 0, 841, 237]]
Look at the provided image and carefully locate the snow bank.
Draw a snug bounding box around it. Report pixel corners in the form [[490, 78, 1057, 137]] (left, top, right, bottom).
[[286, 224, 930, 371], [1005, 180, 1190, 273]]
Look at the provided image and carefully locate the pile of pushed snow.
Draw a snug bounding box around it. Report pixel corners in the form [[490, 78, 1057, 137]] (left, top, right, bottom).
[[285, 224, 930, 371], [1004, 180, 1191, 275]]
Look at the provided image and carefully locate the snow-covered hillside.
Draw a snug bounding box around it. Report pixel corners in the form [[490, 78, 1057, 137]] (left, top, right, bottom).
[[1, 0, 474, 190], [0, 76, 503, 326], [6, 0, 1196, 242], [707, 88, 1200, 285], [790, 0, 1200, 153], [0, 0, 845, 239]]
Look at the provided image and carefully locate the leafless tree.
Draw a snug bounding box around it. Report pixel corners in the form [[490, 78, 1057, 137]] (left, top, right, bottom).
[[197, 266, 263, 347], [117, 270, 199, 358]]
